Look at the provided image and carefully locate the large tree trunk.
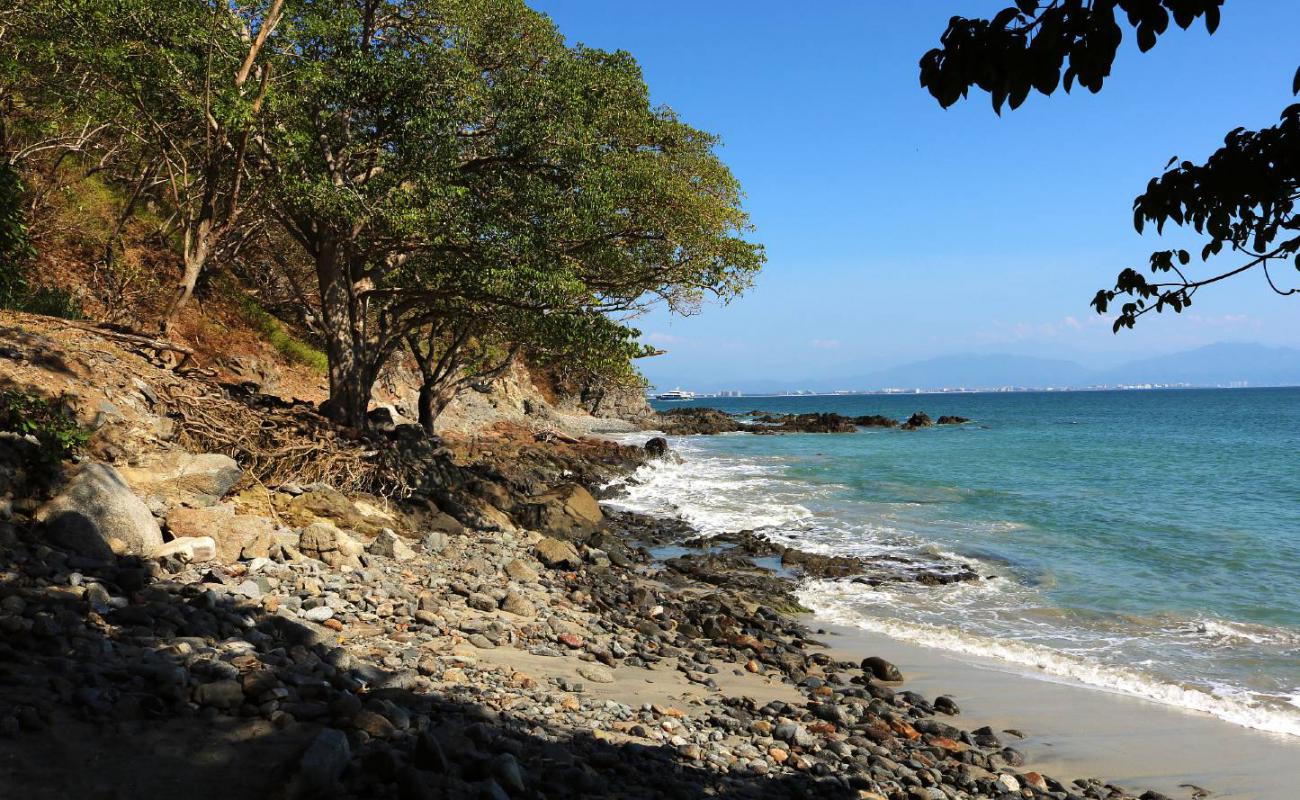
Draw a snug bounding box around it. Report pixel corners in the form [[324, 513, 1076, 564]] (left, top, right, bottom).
[[315, 241, 377, 429]]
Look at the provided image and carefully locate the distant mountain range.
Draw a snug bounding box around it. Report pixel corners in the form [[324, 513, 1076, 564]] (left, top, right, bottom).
[[677, 342, 1300, 394]]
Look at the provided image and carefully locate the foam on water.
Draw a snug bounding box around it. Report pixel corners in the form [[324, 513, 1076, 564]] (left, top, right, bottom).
[[798, 579, 1300, 737], [605, 428, 1300, 739]]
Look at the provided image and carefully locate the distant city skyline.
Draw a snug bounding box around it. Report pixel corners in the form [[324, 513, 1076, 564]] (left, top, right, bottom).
[[530, 1, 1300, 388], [642, 342, 1300, 395]]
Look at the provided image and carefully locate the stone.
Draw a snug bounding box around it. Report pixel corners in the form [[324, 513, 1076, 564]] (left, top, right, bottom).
[[118, 452, 242, 508], [194, 680, 244, 709], [148, 536, 217, 563], [575, 664, 614, 684], [302, 606, 335, 622], [491, 753, 526, 794], [298, 522, 363, 567], [643, 437, 669, 457], [422, 530, 449, 554], [861, 656, 903, 682], [995, 774, 1020, 792], [513, 483, 604, 539], [534, 536, 582, 570], [165, 505, 275, 562], [504, 558, 539, 583], [500, 591, 535, 617], [297, 728, 351, 792], [37, 462, 164, 558], [467, 592, 497, 612], [282, 488, 387, 536], [353, 709, 397, 738], [368, 529, 416, 561]]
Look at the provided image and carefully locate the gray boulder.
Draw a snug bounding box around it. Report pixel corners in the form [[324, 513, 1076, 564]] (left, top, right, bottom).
[[37, 462, 164, 558]]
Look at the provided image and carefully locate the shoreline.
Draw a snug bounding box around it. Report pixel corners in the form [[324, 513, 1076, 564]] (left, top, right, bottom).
[[2, 408, 1293, 798], [814, 621, 1300, 800], [601, 430, 1300, 799]]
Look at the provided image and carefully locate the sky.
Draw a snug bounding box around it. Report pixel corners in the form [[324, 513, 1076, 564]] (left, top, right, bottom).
[[528, 1, 1300, 390]]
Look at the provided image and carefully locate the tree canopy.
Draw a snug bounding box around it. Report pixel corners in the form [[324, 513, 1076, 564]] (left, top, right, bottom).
[[0, 0, 763, 429], [921, 1, 1299, 331]]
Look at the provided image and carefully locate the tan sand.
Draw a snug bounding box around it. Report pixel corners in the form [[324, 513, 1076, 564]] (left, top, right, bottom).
[[816, 622, 1300, 800]]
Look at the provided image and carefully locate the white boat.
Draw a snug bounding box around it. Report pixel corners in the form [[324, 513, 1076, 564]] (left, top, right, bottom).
[[655, 388, 696, 401]]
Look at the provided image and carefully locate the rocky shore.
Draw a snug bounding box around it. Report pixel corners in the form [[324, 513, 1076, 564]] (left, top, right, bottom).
[[655, 408, 973, 436], [0, 409, 1191, 800]]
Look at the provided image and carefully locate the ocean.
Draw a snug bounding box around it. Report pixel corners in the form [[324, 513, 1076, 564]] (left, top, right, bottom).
[[607, 388, 1300, 737]]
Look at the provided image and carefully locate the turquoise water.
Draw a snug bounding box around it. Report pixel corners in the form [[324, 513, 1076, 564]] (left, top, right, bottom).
[[610, 388, 1300, 734]]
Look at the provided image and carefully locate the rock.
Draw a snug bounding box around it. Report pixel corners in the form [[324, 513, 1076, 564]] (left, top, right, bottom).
[[656, 408, 745, 435], [576, 664, 614, 684], [936, 415, 971, 425], [504, 558, 539, 583], [37, 462, 164, 558], [513, 484, 603, 539], [933, 695, 960, 715], [500, 591, 535, 617], [644, 437, 669, 457], [367, 405, 402, 433], [296, 728, 351, 793], [353, 709, 397, 738], [491, 753, 526, 794], [302, 606, 335, 622], [194, 679, 244, 709], [422, 530, 449, 554], [165, 505, 275, 562], [901, 412, 934, 430], [861, 656, 903, 682], [149, 536, 216, 562], [118, 452, 242, 508], [534, 536, 582, 570], [283, 488, 388, 536], [467, 593, 497, 612], [368, 529, 416, 561], [995, 774, 1020, 792], [298, 522, 363, 567]]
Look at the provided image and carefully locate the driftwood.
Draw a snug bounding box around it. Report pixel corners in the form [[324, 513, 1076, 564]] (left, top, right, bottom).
[[66, 321, 215, 375]]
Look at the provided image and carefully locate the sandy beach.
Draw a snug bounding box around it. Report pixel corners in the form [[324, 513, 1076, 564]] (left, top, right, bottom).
[[819, 622, 1300, 799]]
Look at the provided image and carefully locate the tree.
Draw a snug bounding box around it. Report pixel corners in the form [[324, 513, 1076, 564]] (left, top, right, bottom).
[[264, 0, 762, 428], [15, 0, 286, 331], [920, 1, 1299, 331]]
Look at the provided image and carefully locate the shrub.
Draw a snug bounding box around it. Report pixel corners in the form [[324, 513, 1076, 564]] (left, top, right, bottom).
[[0, 389, 91, 464]]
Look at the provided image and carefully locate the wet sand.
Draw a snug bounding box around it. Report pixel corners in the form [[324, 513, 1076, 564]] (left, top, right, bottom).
[[818, 622, 1300, 799]]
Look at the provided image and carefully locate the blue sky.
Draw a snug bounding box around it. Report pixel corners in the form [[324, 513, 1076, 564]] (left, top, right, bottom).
[[529, 1, 1300, 390]]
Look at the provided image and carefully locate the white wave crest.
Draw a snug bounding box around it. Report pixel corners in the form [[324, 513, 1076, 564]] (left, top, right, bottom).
[[800, 579, 1300, 738]]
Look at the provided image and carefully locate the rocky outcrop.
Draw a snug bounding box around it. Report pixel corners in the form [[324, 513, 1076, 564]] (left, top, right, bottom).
[[656, 407, 746, 435], [937, 415, 971, 425], [853, 414, 899, 428], [36, 462, 164, 558], [901, 411, 934, 429]]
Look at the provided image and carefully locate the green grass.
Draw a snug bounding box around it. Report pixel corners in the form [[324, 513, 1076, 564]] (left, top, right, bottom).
[[238, 296, 329, 373]]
